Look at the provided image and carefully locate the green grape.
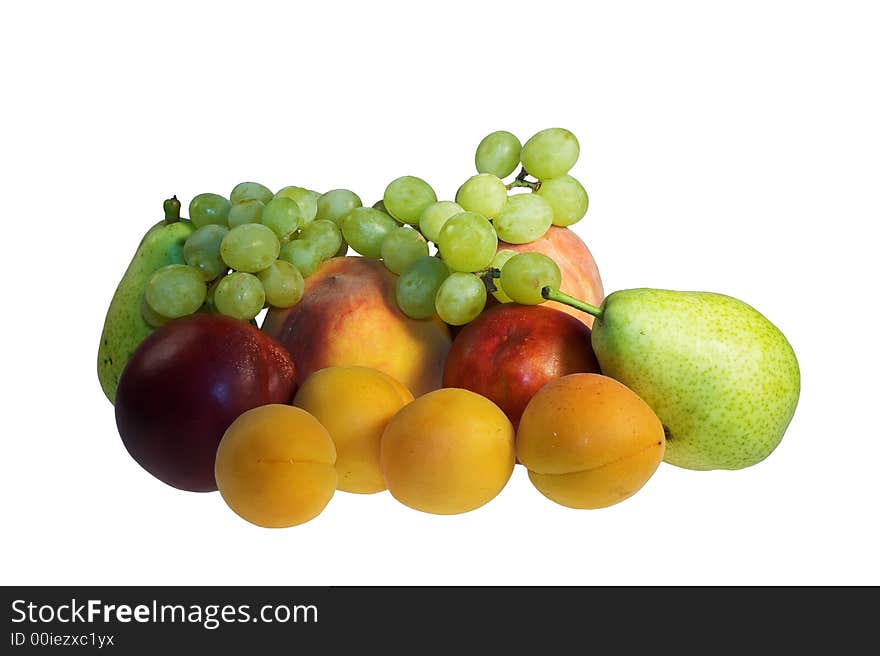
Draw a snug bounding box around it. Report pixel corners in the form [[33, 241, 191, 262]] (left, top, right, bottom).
[[304, 189, 321, 207], [380, 226, 429, 275], [213, 271, 265, 321], [220, 223, 280, 273], [340, 207, 397, 258], [189, 193, 231, 229], [435, 272, 487, 326], [475, 130, 521, 178], [261, 197, 303, 241], [140, 296, 171, 328], [316, 189, 362, 225], [455, 173, 508, 219], [520, 128, 579, 180], [383, 176, 437, 224], [493, 193, 554, 244], [258, 260, 304, 308], [204, 276, 222, 310], [279, 239, 323, 277], [395, 256, 450, 319], [275, 186, 319, 223], [371, 201, 397, 224], [419, 201, 464, 243], [144, 264, 207, 318], [500, 252, 561, 305], [489, 249, 517, 303], [299, 219, 343, 260], [437, 211, 497, 272], [227, 199, 265, 228], [230, 181, 273, 205], [536, 175, 589, 226], [183, 224, 229, 281], [335, 241, 350, 257]]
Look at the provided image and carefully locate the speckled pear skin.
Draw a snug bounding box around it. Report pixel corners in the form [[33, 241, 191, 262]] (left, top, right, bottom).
[[591, 289, 800, 470]]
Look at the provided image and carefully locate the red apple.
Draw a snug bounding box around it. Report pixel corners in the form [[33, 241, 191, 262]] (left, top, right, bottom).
[[443, 303, 600, 428], [115, 314, 297, 492]]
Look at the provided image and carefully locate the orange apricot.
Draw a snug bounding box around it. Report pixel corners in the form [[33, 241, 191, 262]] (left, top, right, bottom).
[[380, 388, 515, 515], [517, 373, 665, 509], [293, 366, 413, 494], [214, 404, 337, 528]]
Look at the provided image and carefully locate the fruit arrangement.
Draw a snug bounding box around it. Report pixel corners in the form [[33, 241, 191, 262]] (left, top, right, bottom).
[[98, 127, 801, 527]]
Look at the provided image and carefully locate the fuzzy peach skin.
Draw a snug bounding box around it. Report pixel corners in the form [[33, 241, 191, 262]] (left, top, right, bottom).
[[262, 257, 452, 397], [517, 374, 665, 509], [499, 226, 603, 327], [214, 405, 337, 528]]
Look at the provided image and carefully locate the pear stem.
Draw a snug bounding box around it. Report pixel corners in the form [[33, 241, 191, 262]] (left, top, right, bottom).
[[163, 196, 181, 224], [541, 287, 604, 320]]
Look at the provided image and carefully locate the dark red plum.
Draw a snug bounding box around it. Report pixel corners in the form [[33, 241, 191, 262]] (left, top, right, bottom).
[[115, 314, 297, 492]]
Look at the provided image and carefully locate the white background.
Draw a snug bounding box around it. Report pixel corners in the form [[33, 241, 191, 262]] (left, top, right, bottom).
[[2, 1, 878, 585]]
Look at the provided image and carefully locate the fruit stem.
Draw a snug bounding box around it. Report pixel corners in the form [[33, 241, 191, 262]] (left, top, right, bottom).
[[163, 196, 182, 224], [507, 178, 541, 191], [478, 267, 502, 293], [506, 166, 541, 191], [541, 287, 604, 320]]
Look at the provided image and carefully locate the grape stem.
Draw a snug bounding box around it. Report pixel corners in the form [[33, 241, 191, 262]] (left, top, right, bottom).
[[506, 166, 541, 192], [541, 287, 604, 320], [163, 196, 182, 224], [478, 267, 502, 293]]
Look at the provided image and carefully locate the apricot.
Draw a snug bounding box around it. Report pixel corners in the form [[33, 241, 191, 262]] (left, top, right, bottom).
[[293, 366, 414, 494], [517, 374, 665, 509], [262, 257, 452, 396], [380, 388, 515, 515], [214, 404, 337, 528]]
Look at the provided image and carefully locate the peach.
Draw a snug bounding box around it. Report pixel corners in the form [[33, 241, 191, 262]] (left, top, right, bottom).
[[262, 257, 452, 396], [380, 388, 515, 515], [293, 366, 414, 494], [517, 374, 665, 509], [214, 405, 337, 528], [498, 225, 603, 327]]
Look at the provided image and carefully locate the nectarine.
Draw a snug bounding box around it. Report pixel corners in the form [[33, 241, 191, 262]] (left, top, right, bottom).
[[443, 304, 600, 428]]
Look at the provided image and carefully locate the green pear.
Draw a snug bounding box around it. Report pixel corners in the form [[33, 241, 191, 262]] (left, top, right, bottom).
[[543, 287, 800, 470], [97, 198, 194, 404]]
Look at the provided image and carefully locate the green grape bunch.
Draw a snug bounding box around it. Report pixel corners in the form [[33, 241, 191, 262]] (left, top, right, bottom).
[[140, 180, 358, 325], [375, 126, 587, 327], [141, 126, 587, 331]]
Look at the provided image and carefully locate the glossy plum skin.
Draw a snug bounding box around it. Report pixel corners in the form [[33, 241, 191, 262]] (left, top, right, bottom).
[[115, 314, 297, 492], [442, 304, 600, 428]]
